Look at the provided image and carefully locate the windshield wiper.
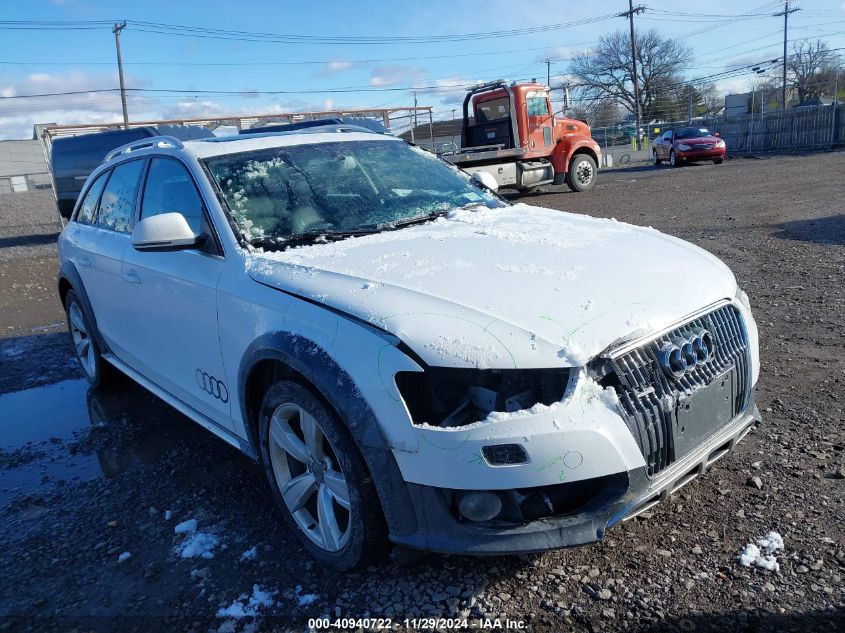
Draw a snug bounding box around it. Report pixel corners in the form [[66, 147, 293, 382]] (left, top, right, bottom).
[[250, 227, 381, 251]]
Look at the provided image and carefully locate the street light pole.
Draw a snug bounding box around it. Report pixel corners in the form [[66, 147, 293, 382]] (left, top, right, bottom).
[[113, 21, 129, 127]]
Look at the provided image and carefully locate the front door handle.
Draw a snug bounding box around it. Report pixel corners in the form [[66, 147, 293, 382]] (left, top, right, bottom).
[[123, 270, 142, 285]]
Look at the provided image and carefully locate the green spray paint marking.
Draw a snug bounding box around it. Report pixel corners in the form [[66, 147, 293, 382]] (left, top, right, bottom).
[[468, 451, 484, 465], [419, 431, 471, 452]]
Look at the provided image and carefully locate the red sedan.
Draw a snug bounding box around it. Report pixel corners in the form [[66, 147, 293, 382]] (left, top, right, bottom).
[[652, 127, 726, 167]]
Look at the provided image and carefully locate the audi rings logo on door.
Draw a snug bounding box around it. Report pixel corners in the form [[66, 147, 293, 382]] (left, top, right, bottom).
[[196, 369, 229, 403], [658, 329, 716, 378]]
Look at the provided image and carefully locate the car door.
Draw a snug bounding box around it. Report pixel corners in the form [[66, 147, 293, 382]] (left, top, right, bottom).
[[71, 159, 145, 356], [119, 156, 231, 426], [661, 130, 674, 158]]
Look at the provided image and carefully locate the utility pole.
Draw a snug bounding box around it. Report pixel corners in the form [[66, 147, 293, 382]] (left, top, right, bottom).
[[620, 2, 646, 150], [775, 1, 800, 111], [545, 59, 551, 87], [113, 21, 129, 127], [410, 91, 417, 143]]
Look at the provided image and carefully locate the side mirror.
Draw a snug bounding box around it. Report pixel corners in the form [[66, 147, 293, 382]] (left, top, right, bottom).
[[714, 132, 721, 137], [470, 170, 499, 192], [131, 212, 201, 252]]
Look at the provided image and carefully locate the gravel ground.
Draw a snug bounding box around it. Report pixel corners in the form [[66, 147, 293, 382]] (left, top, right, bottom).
[[0, 151, 842, 632]]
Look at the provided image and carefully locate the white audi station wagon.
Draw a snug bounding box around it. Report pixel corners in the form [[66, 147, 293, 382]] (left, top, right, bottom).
[[58, 125, 761, 569]]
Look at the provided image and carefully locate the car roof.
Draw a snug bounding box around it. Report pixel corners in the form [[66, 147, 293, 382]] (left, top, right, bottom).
[[182, 129, 401, 160]]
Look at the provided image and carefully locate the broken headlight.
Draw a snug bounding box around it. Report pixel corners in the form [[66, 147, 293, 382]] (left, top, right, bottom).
[[395, 367, 571, 428]]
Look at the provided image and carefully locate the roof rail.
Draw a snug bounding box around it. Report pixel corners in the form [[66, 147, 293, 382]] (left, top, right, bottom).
[[103, 135, 185, 163]]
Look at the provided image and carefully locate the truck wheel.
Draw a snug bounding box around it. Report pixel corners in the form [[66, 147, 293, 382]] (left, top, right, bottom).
[[258, 380, 387, 570], [565, 154, 597, 192]]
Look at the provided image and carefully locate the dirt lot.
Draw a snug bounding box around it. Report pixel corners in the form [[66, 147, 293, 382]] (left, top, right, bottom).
[[0, 152, 843, 632]]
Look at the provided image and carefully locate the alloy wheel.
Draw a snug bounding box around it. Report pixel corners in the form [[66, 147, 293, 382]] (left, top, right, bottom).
[[268, 402, 351, 552], [69, 302, 96, 378]]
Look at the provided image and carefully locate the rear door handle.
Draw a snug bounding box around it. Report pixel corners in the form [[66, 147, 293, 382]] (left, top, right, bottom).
[[78, 256, 92, 268], [123, 270, 142, 285]]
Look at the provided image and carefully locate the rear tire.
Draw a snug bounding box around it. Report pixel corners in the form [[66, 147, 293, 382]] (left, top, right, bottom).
[[652, 150, 661, 166], [565, 154, 597, 192], [258, 380, 386, 570], [64, 290, 118, 388]]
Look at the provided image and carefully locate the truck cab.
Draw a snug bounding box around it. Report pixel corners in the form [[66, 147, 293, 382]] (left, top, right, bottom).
[[447, 80, 601, 193]]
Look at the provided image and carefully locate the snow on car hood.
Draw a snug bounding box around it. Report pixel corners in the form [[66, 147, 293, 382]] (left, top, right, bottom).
[[246, 204, 737, 369]]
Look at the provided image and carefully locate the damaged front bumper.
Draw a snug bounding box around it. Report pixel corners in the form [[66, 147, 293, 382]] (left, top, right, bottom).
[[388, 404, 760, 555]]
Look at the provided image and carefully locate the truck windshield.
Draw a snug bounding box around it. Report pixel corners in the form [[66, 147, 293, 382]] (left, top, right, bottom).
[[203, 139, 505, 248]]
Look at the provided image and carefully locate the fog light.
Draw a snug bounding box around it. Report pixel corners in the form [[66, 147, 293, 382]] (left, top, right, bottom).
[[457, 491, 503, 522]]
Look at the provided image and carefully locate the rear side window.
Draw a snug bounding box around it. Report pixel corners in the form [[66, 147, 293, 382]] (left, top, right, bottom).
[[75, 171, 109, 225], [141, 158, 204, 234], [476, 97, 510, 122], [97, 160, 144, 233]]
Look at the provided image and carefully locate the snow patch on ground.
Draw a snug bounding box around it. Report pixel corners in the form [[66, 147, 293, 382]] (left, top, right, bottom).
[[239, 546, 258, 562], [738, 531, 784, 572], [173, 519, 220, 559], [216, 584, 277, 619], [174, 518, 197, 534], [295, 585, 320, 606]]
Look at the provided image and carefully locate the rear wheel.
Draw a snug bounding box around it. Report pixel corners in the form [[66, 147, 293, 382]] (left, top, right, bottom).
[[565, 154, 597, 192], [652, 150, 661, 166], [258, 380, 386, 570], [64, 290, 118, 388]]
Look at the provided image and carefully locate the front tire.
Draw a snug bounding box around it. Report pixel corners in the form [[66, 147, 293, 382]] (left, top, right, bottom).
[[258, 380, 386, 570], [670, 150, 680, 167], [713, 158, 724, 165], [64, 290, 117, 388], [565, 154, 597, 192]]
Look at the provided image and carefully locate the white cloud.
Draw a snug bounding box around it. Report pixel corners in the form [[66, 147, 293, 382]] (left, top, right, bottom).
[[369, 66, 426, 87], [0, 71, 154, 139], [327, 60, 354, 72]]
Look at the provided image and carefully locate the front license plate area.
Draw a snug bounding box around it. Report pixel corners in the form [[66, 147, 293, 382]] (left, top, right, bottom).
[[673, 370, 736, 458]]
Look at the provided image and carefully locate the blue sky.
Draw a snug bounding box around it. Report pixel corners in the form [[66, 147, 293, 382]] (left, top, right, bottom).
[[0, 0, 843, 138]]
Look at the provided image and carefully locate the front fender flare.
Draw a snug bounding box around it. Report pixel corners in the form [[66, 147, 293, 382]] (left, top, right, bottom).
[[238, 331, 416, 537]]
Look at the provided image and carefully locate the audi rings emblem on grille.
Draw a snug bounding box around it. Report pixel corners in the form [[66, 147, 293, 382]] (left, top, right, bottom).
[[658, 328, 715, 378], [196, 369, 229, 403]]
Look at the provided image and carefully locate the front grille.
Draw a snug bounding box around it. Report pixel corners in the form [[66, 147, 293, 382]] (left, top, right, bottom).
[[602, 304, 750, 477], [692, 143, 714, 149]]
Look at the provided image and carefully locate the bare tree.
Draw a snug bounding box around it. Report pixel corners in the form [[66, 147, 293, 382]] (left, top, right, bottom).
[[569, 29, 692, 122], [788, 39, 842, 105]]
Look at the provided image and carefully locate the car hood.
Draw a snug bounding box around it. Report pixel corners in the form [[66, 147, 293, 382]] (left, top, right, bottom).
[[246, 204, 737, 369], [676, 136, 719, 145]]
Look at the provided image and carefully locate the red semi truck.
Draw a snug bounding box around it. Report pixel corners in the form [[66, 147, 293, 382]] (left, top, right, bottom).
[[445, 80, 602, 193]]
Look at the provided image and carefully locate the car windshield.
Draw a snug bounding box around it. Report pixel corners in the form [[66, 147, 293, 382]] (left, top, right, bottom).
[[203, 139, 506, 249], [674, 127, 713, 139]]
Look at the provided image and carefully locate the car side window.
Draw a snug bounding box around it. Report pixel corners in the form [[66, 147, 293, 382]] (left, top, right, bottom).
[[97, 160, 144, 233], [141, 158, 204, 234], [75, 170, 109, 225], [664, 131, 673, 141]]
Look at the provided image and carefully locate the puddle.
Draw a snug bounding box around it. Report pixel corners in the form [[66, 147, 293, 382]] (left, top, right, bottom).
[[0, 378, 190, 508]]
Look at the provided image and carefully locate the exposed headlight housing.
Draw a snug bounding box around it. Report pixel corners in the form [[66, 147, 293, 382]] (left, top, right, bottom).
[[395, 367, 571, 428], [716, 139, 726, 148], [677, 143, 692, 151]]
